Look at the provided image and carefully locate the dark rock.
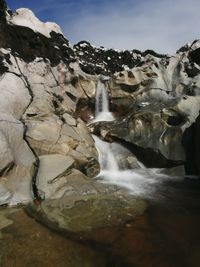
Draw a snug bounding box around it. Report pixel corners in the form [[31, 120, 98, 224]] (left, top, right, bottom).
[[90, 109, 186, 167], [0, 23, 75, 66], [74, 41, 141, 75], [184, 62, 200, 78], [120, 83, 140, 93], [110, 97, 134, 117], [0, 54, 9, 74], [66, 91, 77, 102], [189, 47, 200, 65], [182, 114, 200, 176], [167, 115, 184, 126], [142, 49, 167, 58], [0, 0, 7, 22]]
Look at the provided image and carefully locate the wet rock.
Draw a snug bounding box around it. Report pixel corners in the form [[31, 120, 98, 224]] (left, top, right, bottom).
[[0, 207, 18, 230], [0, 208, 107, 267], [27, 174, 147, 243], [182, 113, 200, 176], [90, 109, 185, 168]]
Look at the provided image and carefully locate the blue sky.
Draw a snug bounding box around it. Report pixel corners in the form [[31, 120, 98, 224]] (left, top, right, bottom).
[[7, 0, 200, 54]]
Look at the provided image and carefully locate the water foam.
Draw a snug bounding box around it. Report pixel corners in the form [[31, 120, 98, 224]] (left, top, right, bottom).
[[93, 135, 169, 196], [93, 80, 114, 122], [92, 78, 171, 196]]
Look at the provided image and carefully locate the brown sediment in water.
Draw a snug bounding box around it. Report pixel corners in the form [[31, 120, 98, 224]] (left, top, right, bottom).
[[1, 181, 200, 267], [106, 204, 200, 267], [0, 208, 106, 267]]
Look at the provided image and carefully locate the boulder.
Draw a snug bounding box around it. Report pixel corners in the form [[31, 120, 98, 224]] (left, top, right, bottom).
[[27, 169, 147, 243], [37, 154, 74, 199]]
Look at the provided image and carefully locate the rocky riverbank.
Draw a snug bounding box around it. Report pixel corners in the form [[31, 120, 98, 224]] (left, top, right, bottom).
[[0, 2, 200, 266]]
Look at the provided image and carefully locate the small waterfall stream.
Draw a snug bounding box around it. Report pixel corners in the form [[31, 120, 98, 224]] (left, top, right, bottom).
[[93, 79, 169, 196], [93, 80, 114, 122], [92, 135, 119, 172]]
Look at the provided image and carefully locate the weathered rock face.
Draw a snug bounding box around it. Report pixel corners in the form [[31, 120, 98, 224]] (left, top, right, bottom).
[[90, 94, 200, 169], [0, 2, 100, 205], [0, 0, 200, 210], [89, 44, 200, 174], [74, 41, 166, 75], [27, 170, 147, 242]]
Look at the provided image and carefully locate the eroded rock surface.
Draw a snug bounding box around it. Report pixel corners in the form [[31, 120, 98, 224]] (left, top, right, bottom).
[[0, 0, 200, 212], [0, 2, 99, 205], [89, 43, 200, 174], [27, 170, 147, 242]]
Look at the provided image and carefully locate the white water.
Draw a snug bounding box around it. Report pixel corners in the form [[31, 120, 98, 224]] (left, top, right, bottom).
[[93, 80, 114, 122], [93, 135, 169, 196], [93, 79, 170, 196], [93, 135, 119, 171]]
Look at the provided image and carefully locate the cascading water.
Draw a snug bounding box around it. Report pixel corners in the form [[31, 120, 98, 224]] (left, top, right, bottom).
[[93, 135, 119, 172], [93, 80, 114, 122], [93, 135, 169, 196], [93, 78, 170, 197]]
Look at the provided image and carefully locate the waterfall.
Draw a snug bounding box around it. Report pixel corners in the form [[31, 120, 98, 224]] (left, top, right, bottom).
[[93, 78, 118, 172], [93, 80, 114, 122], [93, 135, 119, 171], [93, 134, 169, 196], [92, 78, 170, 197]]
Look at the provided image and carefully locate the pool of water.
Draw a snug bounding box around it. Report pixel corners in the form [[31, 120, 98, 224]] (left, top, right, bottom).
[[0, 177, 200, 267], [106, 178, 200, 267]]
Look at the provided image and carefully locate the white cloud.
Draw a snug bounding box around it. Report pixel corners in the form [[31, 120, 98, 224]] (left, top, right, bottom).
[[62, 0, 200, 54]]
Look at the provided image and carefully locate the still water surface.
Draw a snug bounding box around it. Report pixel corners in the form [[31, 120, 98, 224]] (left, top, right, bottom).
[[0, 177, 200, 267]]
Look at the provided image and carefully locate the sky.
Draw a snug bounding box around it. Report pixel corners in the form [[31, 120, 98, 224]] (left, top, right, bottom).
[[6, 0, 200, 54]]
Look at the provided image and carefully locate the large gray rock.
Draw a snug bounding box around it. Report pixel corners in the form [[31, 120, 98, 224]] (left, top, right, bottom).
[[27, 169, 147, 242], [89, 45, 200, 174], [0, 15, 99, 205], [37, 154, 74, 199], [1, 0, 200, 209]]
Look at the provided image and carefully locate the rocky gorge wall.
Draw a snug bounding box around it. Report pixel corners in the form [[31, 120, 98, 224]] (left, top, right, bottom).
[[0, 1, 101, 205], [0, 0, 200, 208]]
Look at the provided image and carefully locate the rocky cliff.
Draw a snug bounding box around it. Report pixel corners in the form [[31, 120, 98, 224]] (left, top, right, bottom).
[[0, 0, 200, 209]]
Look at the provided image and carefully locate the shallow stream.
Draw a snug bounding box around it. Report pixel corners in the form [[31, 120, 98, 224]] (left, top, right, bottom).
[[1, 177, 200, 267]]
